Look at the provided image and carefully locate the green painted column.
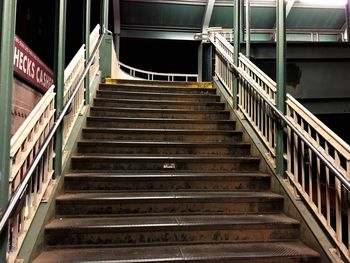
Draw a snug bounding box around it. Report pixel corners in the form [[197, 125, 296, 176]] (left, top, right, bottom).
[[245, 0, 251, 58], [197, 43, 203, 81], [53, 0, 67, 178], [276, 0, 286, 177], [101, 0, 109, 33], [233, 0, 241, 108], [84, 0, 91, 105], [346, 0, 350, 42], [0, 0, 17, 260]]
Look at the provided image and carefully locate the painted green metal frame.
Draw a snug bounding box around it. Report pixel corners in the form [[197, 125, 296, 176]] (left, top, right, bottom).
[[84, 0, 91, 105], [233, 0, 241, 108], [276, 0, 286, 177], [0, 0, 17, 261], [53, 0, 67, 178]]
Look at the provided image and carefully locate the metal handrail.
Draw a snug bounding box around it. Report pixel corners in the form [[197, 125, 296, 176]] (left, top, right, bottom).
[[0, 32, 106, 235], [118, 61, 198, 81], [209, 34, 350, 193]]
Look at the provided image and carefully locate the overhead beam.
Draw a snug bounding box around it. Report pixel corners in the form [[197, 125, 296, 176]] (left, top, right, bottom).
[[286, 0, 295, 17], [121, 29, 199, 40], [122, 0, 207, 5], [201, 0, 215, 33]]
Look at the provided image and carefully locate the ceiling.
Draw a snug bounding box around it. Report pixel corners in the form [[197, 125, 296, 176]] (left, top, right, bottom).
[[113, 0, 347, 41]]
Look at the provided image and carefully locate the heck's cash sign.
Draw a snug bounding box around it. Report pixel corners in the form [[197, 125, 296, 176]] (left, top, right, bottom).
[[13, 35, 53, 93]]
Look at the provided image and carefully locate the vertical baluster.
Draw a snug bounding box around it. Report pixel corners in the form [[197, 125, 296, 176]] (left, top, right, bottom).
[[287, 106, 292, 180], [334, 151, 342, 243], [301, 120, 305, 192], [324, 142, 331, 226], [308, 126, 313, 201], [293, 113, 299, 195], [316, 134, 321, 214]]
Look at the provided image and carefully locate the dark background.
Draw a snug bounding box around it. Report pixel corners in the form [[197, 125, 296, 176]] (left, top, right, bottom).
[[15, 0, 198, 74]]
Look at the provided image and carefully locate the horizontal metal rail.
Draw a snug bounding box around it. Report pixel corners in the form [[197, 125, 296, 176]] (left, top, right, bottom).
[[118, 61, 198, 82], [0, 32, 106, 235]]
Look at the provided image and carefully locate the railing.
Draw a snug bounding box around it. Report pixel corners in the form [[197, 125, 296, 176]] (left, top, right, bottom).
[[286, 94, 350, 260], [7, 86, 55, 263], [210, 27, 345, 42], [0, 25, 105, 262], [209, 28, 350, 262], [118, 61, 198, 82], [63, 45, 85, 150], [209, 30, 276, 161]]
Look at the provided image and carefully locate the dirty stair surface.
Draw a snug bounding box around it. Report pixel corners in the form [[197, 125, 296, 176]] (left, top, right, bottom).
[[33, 81, 320, 262]]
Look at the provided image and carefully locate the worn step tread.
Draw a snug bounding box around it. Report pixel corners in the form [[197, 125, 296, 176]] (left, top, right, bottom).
[[65, 171, 270, 179], [77, 140, 250, 147], [71, 155, 259, 161], [82, 127, 241, 135], [97, 90, 220, 98], [87, 116, 235, 124], [56, 191, 282, 203], [101, 83, 213, 90], [33, 241, 320, 263], [91, 106, 229, 114], [47, 214, 299, 232], [94, 97, 225, 106]]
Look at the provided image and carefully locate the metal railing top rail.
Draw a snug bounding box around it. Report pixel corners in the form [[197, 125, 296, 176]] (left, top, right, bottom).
[[118, 61, 198, 81], [209, 32, 350, 193], [0, 31, 107, 235]]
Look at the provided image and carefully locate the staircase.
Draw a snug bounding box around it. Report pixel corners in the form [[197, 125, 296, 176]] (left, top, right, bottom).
[[33, 80, 320, 262]]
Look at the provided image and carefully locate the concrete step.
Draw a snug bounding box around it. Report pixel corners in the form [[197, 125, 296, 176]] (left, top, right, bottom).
[[99, 83, 216, 94], [45, 214, 300, 247], [77, 140, 251, 156], [86, 116, 236, 130], [90, 107, 230, 120], [93, 98, 225, 110], [70, 155, 260, 172], [64, 172, 271, 192], [56, 191, 283, 216], [82, 128, 243, 142], [33, 241, 320, 263], [96, 90, 221, 102]]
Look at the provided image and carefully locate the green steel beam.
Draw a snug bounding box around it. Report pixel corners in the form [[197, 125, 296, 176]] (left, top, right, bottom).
[[84, 0, 91, 105], [101, 0, 109, 33], [346, 0, 350, 42], [53, 0, 67, 178], [245, 0, 251, 58], [198, 43, 203, 81], [233, 0, 241, 108], [120, 29, 198, 40], [0, 0, 17, 261], [276, 0, 286, 177], [239, 0, 244, 44]]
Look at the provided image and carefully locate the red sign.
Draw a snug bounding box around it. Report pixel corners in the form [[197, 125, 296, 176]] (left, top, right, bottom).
[[13, 35, 53, 93]]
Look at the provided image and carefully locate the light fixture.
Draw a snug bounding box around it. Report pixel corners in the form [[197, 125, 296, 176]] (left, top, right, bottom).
[[298, 0, 346, 6]]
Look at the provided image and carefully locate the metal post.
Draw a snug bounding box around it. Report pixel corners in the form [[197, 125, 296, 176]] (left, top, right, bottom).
[[53, 0, 67, 178], [245, 0, 251, 58], [276, 0, 286, 177], [233, 0, 241, 108], [346, 0, 350, 42], [240, 0, 244, 44], [0, 0, 17, 260], [101, 0, 109, 33], [198, 43, 203, 81], [84, 0, 91, 105]]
